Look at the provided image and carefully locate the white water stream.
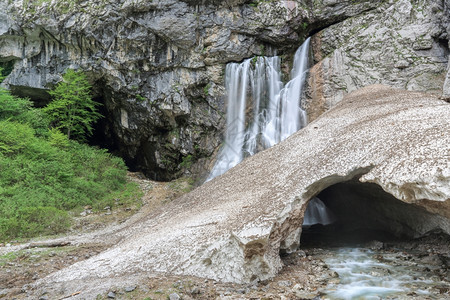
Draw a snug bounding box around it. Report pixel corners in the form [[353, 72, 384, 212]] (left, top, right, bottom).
[[207, 38, 310, 181], [322, 248, 438, 299]]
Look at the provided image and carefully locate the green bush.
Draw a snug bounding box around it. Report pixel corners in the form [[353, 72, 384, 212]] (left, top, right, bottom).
[[48, 128, 70, 149], [0, 88, 49, 136], [0, 207, 70, 240], [0, 88, 138, 241], [0, 121, 34, 155]]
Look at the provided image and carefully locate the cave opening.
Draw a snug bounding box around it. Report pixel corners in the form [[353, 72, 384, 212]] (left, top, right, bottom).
[[87, 83, 142, 176], [300, 179, 449, 248], [88, 95, 119, 152]]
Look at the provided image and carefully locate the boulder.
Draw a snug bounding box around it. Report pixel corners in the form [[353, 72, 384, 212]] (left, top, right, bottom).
[[32, 85, 449, 297]]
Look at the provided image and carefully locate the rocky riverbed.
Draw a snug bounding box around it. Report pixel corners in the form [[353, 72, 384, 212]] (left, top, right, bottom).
[[2, 228, 448, 299]]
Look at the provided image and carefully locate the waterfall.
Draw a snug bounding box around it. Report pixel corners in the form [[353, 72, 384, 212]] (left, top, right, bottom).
[[303, 197, 336, 226], [207, 38, 311, 181]]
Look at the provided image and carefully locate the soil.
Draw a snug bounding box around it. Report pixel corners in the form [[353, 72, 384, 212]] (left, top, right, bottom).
[[0, 173, 448, 300]]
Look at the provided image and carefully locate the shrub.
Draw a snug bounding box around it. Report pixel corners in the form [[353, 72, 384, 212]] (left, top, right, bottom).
[[0, 207, 70, 240], [48, 128, 70, 149], [0, 88, 49, 136], [0, 121, 35, 155], [0, 88, 138, 241]]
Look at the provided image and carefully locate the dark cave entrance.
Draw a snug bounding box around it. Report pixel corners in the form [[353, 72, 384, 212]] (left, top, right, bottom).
[[300, 179, 449, 248], [88, 95, 119, 152], [87, 84, 141, 177]]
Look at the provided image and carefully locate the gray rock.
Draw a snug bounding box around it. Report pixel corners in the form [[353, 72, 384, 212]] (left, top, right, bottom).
[[367, 240, 384, 250], [169, 293, 181, 300], [124, 286, 136, 292], [277, 280, 292, 287], [2, 0, 439, 180], [306, 0, 450, 122], [107, 291, 116, 298]]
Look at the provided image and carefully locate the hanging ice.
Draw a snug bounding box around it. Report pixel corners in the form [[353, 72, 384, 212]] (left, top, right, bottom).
[[207, 38, 311, 181]]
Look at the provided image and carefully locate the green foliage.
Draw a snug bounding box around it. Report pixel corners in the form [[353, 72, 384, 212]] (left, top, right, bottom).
[[44, 69, 102, 141], [0, 61, 14, 82], [0, 121, 34, 155], [136, 94, 146, 102], [0, 126, 133, 240], [203, 83, 211, 96], [48, 128, 69, 149], [301, 22, 308, 31], [0, 66, 5, 83], [180, 154, 194, 169], [0, 88, 32, 120], [0, 88, 137, 241], [0, 88, 49, 136], [0, 207, 70, 239]]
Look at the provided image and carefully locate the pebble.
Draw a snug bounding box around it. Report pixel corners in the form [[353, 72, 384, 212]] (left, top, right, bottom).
[[124, 286, 136, 292], [330, 271, 339, 278], [107, 291, 116, 298], [38, 296, 48, 300], [294, 290, 317, 299], [367, 240, 384, 250], [191, 287, 200, 294], [169, 292, 181, 300], [277, 280, 292, 287]]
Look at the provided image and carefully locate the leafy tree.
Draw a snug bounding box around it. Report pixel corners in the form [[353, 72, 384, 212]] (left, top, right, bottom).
[[44, 69, 102, 141]]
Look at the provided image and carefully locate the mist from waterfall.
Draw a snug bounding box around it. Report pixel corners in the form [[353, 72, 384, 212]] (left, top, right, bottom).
[[207, 38, 310, 181]]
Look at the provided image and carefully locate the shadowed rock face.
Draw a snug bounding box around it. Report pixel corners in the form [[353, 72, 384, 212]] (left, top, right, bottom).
[[32, 85, 449, 297], [2, 0, 449, 179]]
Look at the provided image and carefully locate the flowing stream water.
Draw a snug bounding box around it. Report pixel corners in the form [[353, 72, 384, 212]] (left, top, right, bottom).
[[315, 246, 449, 299]]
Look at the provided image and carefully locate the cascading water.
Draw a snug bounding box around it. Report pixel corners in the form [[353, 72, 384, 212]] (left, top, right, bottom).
[[207, 38, 310, 181], [303, 197, 336, 226]]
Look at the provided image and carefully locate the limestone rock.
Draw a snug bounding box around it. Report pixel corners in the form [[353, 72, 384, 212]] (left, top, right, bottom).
[[33, 86, 449, 297], [2, 0, 323, 180], [306, 0, 450, 121], [3, 0, 447, 179]]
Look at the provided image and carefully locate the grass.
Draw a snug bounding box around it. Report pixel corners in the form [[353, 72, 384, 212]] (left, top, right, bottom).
[[0, 88, 141, 241]]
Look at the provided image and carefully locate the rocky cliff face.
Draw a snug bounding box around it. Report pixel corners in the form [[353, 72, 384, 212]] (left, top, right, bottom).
[[0, 0, 449, 179], [306, 0, 450, 121]]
